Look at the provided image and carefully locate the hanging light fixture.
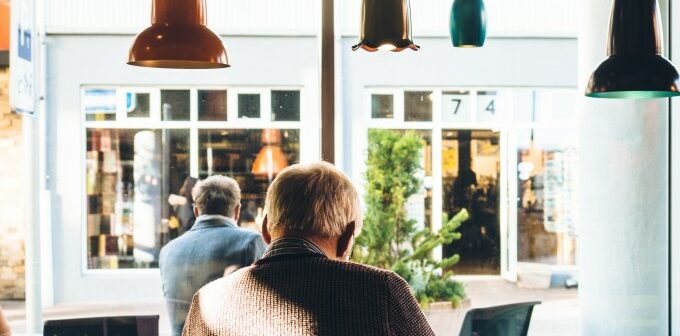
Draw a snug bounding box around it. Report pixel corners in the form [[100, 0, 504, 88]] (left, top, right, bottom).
[[128, 0, 229, 69], [586, 0, 680, 99], [352, 0, 419, 52], [449, 0, 487, 48], [252, 129, 289, 182]]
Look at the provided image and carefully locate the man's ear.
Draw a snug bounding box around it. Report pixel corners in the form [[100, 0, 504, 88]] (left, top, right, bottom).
[[337, 221, 356, 260], [233, 204, 241, 222], [262, 215, 272, 244], [193, 205, 200, 218]]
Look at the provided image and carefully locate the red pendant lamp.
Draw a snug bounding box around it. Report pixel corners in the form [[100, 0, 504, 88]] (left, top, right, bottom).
[[128, 0, 229, 69], [252, 129, 289, 180]]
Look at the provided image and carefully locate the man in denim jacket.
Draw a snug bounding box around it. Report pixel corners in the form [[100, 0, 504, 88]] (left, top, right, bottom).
[[160, 175, 267, 336]]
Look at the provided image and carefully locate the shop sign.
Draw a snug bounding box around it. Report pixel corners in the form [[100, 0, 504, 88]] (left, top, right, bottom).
[[9, 0, 35, 115]]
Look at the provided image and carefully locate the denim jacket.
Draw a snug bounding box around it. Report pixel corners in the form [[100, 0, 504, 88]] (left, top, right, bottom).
[[159, 215, 267, 336]]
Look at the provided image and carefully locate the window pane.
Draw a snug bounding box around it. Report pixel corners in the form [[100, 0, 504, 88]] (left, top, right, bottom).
[[517, 129, 578, 266], [442, 130, 501, 275], [161, 90, 190, 121], [271, 90, 300, 121], [126, 92, 150, 118], [441, 91, 471, 123], [405, 91, 432, 121], [238, 94, 261, 119], [85, 128, 189, 269], [83, 88, 117, 121], [198, 90, 227, 121], [371, 94, 394, 119], [476, 91, 506, 123], [198, 129, 300, 230]]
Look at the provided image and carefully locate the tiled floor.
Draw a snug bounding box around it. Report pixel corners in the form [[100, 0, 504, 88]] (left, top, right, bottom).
[[2, 277, 579, 335]]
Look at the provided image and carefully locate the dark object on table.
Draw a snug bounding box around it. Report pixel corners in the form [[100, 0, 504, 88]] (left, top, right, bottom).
[[459, 301, 541, 336], [43, 315, 159, 336]]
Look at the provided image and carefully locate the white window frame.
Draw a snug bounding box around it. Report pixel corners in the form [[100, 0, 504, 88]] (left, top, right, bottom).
[[360, 87, 578, 282]]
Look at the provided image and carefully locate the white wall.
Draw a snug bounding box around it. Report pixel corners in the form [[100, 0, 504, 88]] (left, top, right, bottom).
[[45, 35, 320, 303], [578, 0, 670, 334]]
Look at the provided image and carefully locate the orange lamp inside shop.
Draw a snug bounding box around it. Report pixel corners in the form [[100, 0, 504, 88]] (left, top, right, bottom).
[[0, 1, 9, 52], [251, 129, 289, 178]]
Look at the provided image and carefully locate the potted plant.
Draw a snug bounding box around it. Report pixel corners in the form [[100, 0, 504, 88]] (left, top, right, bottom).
[[353, 129, 470, 335]]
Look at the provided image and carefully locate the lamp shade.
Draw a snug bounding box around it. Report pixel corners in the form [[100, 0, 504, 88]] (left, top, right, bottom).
[[352, 0, 419, 52], [450, 0, 487, 48], [251, 145, 289, 177], [586, 0, 680, 98], [128, 0, 229, 69]]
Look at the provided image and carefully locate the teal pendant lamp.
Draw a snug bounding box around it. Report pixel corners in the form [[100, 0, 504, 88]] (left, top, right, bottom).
[[586, 0, 680, 99], [450, 0, 487, 48]]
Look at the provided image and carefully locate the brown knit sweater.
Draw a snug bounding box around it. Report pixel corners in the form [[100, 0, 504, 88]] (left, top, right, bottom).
[[182, 254, 435, 336]]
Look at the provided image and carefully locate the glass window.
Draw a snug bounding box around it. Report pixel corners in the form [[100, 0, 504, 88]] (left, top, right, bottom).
[[517, 129, 578, 266], [161, 90, 190, 121], [442, 129, 501, 275], [198, 129, 300, 231], [238, 94, 261, 119], [371, 94, 394, 119], [198, 90, 227, 121], [85, 128, 190, 269], [404, 91, 433, 122], [83, 88, 117, 121], [476, 91, 506, 123], [271, 90, 300, 121], [441, 91, 471, 123], [126, 92, 151, 118]]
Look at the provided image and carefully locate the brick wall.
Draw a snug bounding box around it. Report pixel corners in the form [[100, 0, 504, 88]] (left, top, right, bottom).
[[0, 67, 25, 300]]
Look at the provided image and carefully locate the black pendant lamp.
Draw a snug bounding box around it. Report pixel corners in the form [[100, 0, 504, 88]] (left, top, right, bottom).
[[450, 0, 487, 48], [352, 0, 419, 52], [586, 0, 680, 99], [128, 0, 229, 69]]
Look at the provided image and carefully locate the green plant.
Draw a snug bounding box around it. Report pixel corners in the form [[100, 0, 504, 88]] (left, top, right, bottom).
[[354, 129, 468, 308]]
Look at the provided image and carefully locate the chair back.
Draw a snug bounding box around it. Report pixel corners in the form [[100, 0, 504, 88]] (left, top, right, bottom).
[[44, 315, 159, 336], [458, 301, 540, 336]]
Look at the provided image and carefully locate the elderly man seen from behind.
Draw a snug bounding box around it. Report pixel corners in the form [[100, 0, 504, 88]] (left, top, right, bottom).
[[182, 162, 435, 336], [160, 175, 267, 336]]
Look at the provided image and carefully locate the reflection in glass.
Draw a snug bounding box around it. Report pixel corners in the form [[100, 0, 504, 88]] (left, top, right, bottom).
[[238, 94, 261, 119], [371, 94, 394, 119], [198, 90, 227, 121], [517, 129, 578, 266], [271, 91, 300, 121], [442, 130, 501, 275], [161, 90, 190, 121], [126, 93, 151, 118], [198, 129, 300, 230], [85, 128, 189, 269], [405, 91, 433, 121]]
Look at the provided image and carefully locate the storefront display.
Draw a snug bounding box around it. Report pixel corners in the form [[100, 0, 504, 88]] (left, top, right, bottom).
[[83, 86, 302, 270]]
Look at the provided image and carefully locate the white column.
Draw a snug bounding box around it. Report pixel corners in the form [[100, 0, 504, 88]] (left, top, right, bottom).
[[578, 0, 669, 335]]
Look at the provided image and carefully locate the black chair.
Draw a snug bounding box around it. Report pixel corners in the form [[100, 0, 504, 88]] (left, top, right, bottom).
[[459, 301, 541, 336], [44, 315, 159, 336]]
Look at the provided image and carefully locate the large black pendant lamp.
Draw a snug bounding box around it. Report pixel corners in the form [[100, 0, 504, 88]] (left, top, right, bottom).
[[449, 0, 487, 48], [586, 0, 679, 98], [352, 0, 419, 52], [128, 0, 229, 69]]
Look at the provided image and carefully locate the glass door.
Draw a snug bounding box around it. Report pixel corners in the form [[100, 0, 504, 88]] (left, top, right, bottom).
[[441, 129, 502, 275]]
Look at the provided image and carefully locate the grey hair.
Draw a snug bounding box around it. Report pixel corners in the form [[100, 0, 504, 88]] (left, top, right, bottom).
[[264, 162, 361, 237], [192, 175, 241, 217]]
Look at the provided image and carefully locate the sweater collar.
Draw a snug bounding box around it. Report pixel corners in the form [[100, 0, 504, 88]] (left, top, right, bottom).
[[262, 236, 327, 259]]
